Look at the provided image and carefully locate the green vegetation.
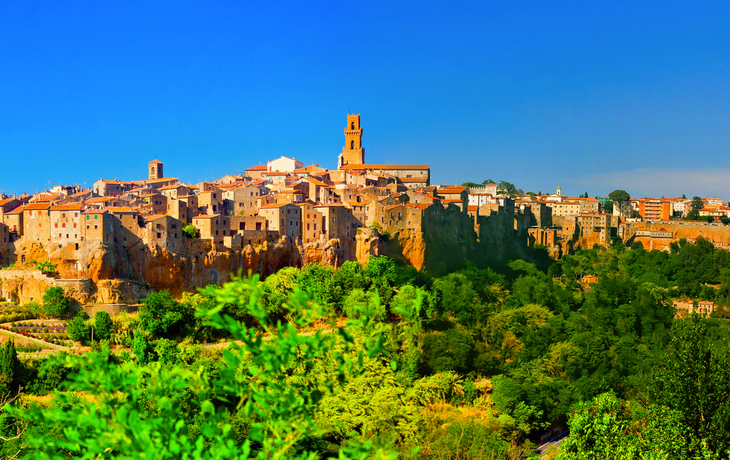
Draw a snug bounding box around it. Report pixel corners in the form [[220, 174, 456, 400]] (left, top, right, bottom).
[[42, 286, 68, 318], [2, 245, 730, 458], [183, 224, 198, 239]]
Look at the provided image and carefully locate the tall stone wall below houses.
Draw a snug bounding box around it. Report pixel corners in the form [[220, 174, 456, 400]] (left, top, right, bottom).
[[628, 222, 730, 251]]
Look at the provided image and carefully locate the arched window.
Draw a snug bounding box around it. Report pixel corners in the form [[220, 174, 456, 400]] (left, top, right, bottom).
[[350, 122, 355, 129], [351, 140, 355, 149]]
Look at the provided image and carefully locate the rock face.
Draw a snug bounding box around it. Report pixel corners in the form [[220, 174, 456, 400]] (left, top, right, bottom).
[[5, 213, 524, 303], [4, 231, 388, 304]]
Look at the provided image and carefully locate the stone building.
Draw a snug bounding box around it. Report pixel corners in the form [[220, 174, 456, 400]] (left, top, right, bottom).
[[259, 203, 301, 241], [223, 184, 264, 216], [192, 214, 231, 245], [50, 203, 84, 246], [314, 203, 357, 241], [339, 114, 365, 168], [22, 203, 51, 243], [143, 214, 184, 251], [148, 160, 164, 180], [84, 210, 114, 244]]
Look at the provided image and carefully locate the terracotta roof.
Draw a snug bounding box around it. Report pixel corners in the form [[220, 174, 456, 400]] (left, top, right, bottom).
[[399, 177, 429, 183], [245, 165, 268, 171], [106, 207, 136, 213], [305, 177, 328, 187], [149, 159, 163, 164], [84, 209, 108, 215], [145, 177, 178, 184], [50, 204, 84, 211], [438, 187, 466, 194], [193, 214, 220, 219], [24, 203, 51, 210], [386, 204, 403, 211], [315, 203, 345, 207], [159, 184, 186, 191], [5, 206, 24, 215], [345, 164, 430, 170], [0, 198, 16, 207]]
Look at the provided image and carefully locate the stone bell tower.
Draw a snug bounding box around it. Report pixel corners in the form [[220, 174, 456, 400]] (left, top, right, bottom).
[[339, 114, 365, 168], [149, 159, 163, 180]]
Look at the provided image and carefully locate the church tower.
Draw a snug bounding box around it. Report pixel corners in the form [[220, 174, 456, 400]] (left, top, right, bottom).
[[340, 114, 365, 168], [149, 159, 163, 180]]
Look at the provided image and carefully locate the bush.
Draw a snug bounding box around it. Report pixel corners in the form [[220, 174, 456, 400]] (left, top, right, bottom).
[[67, 311, 90, 343], [138, 291, 191, 339], [94, 311, 113, 341], [42, 287, 69, 318]]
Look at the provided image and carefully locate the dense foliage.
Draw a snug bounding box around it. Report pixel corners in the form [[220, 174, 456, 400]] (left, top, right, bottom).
[[1, 243, 730, 458]]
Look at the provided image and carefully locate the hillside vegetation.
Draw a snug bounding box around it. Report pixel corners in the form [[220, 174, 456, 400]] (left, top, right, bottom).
[[1, 237, 730, 459]]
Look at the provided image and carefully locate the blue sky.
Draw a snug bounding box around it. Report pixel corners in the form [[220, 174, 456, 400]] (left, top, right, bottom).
[[1, 1, 729, 199]]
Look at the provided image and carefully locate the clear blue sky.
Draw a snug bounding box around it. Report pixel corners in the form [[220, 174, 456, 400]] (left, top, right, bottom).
[[1, 1, 729, 199]]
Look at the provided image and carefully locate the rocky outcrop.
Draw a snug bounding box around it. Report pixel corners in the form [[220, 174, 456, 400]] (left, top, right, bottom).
[[4, 231, 390, 304]]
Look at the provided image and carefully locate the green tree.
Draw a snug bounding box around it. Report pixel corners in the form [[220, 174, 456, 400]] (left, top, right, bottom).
[[15, 275, 394, 459], [138, 290, 191, 339], [182, 224, 198, 239], [687, 196, 704, 220], [608, 190, 630, 202], [652, 316, 730, 456], [497, 180, 522, 196], [0, 340, 19, 393], [93, 311, 113, 341], [558, 392, 704, 459], [42, 286, 68, 318], [67, 310, 90, 343], [603, 200, 613, 214]]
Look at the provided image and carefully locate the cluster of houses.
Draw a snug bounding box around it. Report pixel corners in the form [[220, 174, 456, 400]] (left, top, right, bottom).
[[1, 114, 728, 268]]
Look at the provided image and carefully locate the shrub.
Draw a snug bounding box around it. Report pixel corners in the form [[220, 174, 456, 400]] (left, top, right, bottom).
[[93, 311, 113, 341], [42, 287, 69, 318]]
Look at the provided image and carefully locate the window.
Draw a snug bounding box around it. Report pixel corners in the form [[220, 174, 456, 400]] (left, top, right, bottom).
[[55, 223, 58, 228], [62, 223, 66, 228], [351, 140, 355, 149], [73, 223, 76, 228], [351, 121, 354, 129], [157, 232, 161, 238]]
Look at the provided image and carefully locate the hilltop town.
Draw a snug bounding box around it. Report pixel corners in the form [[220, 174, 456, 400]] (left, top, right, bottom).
[[0, 114, 727, 304]]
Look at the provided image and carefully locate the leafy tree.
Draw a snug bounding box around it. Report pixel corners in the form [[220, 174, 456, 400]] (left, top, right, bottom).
[[608, 190, 630, 202], [461, 181, 481, 188], [182, 224, 198, 239], [42, 286, 68, 318], [67, 310, 90, 343], [497, 180, 522, 196], [603, 200, 613, 214], [652, 316, 730, 456], [93, 311, 113, 341], [0, 340, 19, 393], [687, 196, 704, 220], [138, 290, 191, 339], [13, 276, 394, 459], [132, 335, 153, 364], [559, 393, 704, 459]]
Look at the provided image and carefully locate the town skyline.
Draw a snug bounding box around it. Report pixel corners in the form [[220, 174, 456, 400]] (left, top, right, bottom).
[[2, 2, 729, 197]]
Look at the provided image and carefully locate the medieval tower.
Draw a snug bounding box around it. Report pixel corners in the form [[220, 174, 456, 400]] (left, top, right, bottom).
[[148, 159, 163, 180], [339, 114, 365, 168]]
